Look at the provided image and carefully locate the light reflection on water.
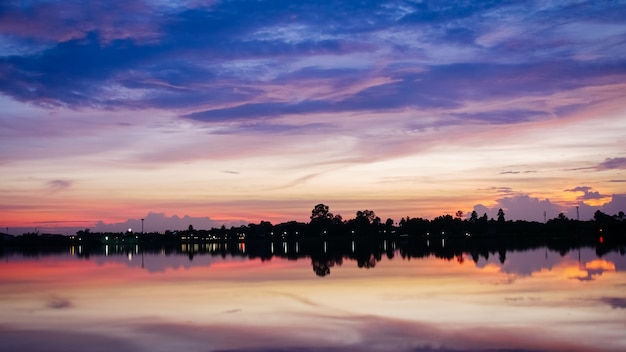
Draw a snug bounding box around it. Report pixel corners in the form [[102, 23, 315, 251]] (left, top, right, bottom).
[[1, 242, 625, 352]]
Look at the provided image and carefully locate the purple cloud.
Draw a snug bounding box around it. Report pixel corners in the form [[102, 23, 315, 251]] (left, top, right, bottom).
[[0, 0, 624, 120], [473, 194, 562, 222], [92, 212, 246, 233], [565, 186, 608, 201], [601, 297, 626, 309], [46, 180, 73, 192], [601, 194, 626, 216], [596, 157, 626, 170], [46, 296, 73, 309]]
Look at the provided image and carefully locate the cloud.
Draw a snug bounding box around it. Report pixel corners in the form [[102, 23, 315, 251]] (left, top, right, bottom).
[[0, 1, 161, 44], [473, 194, 562, 222], [46, 179, 72, 192], [596, 157, 626, 170], [565, 186, 609, 202], [476, 186, 516, 197], [46, 296, 73, 309], [601, 297, 626, 309], [2, 0, 625, 120], [566, 186, 592, 192], [92, 212, 246, 233], [499, 170, 536, 175], [451, 109, 550, 124], [581, 191, 606, 200], [601, 194, 626, 216]]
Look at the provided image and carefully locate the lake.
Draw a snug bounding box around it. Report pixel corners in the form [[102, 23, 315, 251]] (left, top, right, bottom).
[[1, 239, 625, 352]]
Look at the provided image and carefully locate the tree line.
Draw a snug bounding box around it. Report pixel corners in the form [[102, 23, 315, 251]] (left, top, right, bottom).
[[2, 204, 624, 248]]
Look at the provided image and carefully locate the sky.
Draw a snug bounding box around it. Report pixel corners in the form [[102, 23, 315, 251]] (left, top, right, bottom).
[[1, 0, 626, 234]]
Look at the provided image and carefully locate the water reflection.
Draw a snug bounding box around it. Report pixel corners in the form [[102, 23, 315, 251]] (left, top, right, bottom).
[[26, 237, 626, 276], [1, 240, 626, 351]]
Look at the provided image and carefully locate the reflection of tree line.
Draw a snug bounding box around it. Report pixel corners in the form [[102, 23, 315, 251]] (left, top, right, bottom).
[[3, 235, 624, 277]]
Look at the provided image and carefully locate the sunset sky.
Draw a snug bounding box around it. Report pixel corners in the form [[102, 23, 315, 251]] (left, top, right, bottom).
[[1, 0, 626, 233]]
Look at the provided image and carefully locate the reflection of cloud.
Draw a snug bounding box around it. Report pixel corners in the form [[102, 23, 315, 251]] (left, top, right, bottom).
[[567, 259, 616, 281], [478, 248, 625, 283], [0, 313, 613, 352], [503, 296, 543, 306], [127, 314, 605, 352], [46, 295, 72, 309], [585, 260, 616, 271], [265, 291, 324, 309], [600, 297, 626, 309], [222, 309, 241, 314], [0, 325, 137, 352], [92, 252, 246, 273]]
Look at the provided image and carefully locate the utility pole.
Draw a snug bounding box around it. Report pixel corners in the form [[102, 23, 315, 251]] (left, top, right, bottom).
[[576, 206, 580, 221], [544, 211, 547, 223], [141, 218, 144, 234]]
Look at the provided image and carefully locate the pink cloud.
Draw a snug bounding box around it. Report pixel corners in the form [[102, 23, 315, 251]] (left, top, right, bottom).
[[0, 1, 161, 44]]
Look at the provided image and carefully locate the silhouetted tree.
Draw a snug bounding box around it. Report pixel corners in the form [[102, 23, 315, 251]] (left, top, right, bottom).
[[310, 203, 337, 236], [497, 209, 506, 223], [350, 210, 380, 235], [356, 210, 378, 224], [310, 203, 332, 222], [469, 210, 478, 223]]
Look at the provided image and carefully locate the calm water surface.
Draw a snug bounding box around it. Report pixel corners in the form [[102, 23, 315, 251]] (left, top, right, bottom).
[[1, 242, 625, 352]]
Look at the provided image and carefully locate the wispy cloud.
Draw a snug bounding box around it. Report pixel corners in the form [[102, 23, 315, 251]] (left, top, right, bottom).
[[499, 170, 536, 175], [46, 296, 73, 309], [565, 186, 608, 201], [596, 157, 626, 170], [601, 297, 626, 309], [46, 180, 73, 193]]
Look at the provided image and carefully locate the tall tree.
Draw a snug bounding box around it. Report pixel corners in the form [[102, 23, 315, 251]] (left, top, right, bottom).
[[310, 203, 333, 223], [497, 208, 506, 223]]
